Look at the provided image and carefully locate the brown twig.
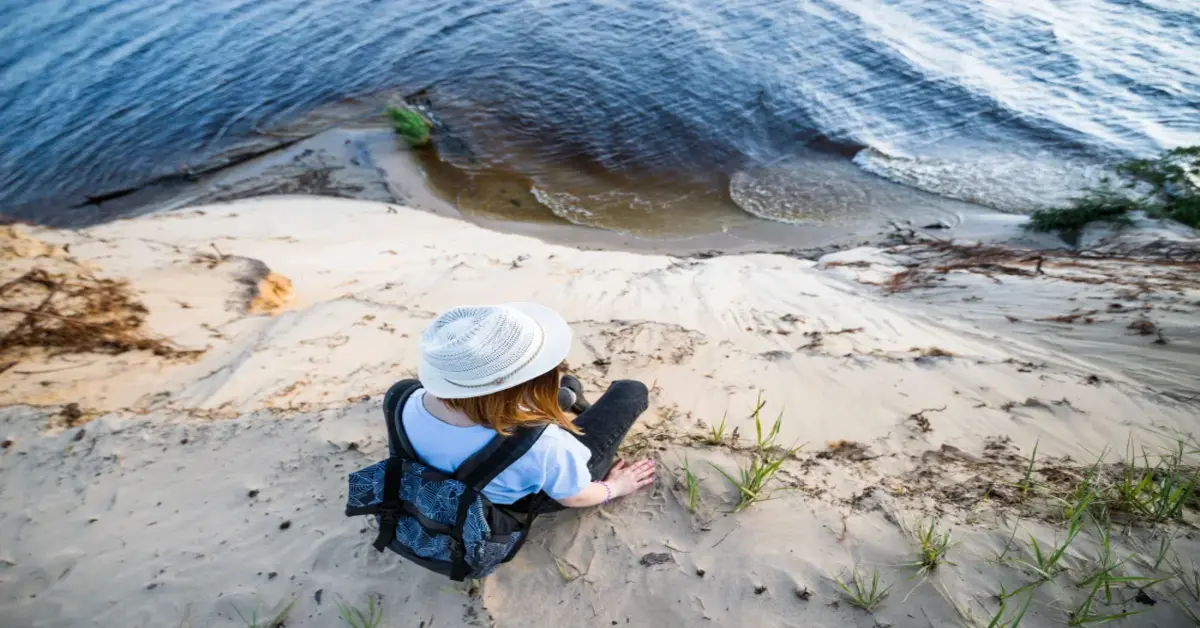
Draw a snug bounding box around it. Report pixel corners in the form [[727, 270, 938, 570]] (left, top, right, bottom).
[[0, 305, 81, 325], [835, 514, 849, 543], [11, 362, 94, 375], [1036, 310, 1099, 324], [711, 524, 740, 549], [907, 406, 946, 433], [1, 284, 60, 344], [0, 270, 42, 297]]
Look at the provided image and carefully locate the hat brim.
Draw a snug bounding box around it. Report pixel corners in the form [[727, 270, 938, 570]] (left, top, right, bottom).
[[418, 302, 572, 399]]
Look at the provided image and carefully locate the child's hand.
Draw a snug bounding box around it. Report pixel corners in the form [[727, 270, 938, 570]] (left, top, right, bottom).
[[603, 459, 656, 498]]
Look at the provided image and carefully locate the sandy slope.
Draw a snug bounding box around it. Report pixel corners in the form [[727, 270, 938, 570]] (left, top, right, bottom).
[[1, 197, 1198, 628]]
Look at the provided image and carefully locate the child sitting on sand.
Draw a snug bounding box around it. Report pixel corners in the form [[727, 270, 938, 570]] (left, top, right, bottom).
[[348, 302, 654, 579], [387, 302, 656, 510]]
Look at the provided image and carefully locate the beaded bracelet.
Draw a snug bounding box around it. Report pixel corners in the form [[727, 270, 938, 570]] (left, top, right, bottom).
[[598, 481, 613, 504]]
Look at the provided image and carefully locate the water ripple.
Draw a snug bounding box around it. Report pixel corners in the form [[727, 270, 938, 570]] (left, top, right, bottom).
[[1, 0, 1197, 221]]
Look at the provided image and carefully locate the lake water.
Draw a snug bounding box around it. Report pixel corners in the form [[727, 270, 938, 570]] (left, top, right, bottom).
[[2, 0, 1197, 229]]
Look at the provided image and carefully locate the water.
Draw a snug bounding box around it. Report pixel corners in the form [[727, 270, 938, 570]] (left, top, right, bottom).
[[2, 0, 1197, 227]]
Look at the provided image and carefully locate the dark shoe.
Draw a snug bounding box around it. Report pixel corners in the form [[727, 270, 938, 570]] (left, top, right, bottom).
[[557, 387, 576, 412], [559, 374, 592, 414]]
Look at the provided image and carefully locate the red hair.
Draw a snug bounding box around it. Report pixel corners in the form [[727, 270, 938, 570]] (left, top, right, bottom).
[[443, 364, 580, 436]]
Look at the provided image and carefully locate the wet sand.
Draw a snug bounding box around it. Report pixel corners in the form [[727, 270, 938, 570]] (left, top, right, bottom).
[[56, 117, 1068, 260]]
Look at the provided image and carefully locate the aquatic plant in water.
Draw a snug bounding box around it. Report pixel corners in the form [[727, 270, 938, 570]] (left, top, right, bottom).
[[385, 105, 432, 148]]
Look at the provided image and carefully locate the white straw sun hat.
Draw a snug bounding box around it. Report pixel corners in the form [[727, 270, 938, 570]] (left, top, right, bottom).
[[418, 303, 572, 399]]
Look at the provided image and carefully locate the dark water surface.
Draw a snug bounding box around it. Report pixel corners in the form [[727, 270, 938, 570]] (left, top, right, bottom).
[[2, 0, 1197, 226]]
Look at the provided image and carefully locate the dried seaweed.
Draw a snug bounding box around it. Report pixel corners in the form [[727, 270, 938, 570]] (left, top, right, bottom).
[[0, 268, 196, 360]]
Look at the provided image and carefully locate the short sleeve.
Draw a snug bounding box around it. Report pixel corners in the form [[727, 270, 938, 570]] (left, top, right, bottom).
[[537, 430, 593, 500]]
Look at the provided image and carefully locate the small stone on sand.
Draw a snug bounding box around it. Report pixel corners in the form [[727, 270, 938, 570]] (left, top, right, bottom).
[[639, 552, 672, 566]]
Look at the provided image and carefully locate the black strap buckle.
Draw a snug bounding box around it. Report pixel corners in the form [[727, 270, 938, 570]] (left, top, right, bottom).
[[373, 504, 403, 553], [379, 503, 402, 520], [448, 537, 469, 581]]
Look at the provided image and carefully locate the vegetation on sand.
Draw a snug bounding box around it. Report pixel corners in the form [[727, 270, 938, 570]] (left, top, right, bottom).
[[681, 457, 700, 513], [910, 518, 956, 574], [981, 434, 1200, 625], [1026, 146, 1200, 234], [985, 592, 1034, 628], [711, 395, 801, 512], [833, 566, 892, 612], [1110, 439, 1199, 523], [1016, 439, 1039, 498], [1027, 187, 1138, 233], [336, 595, 384, 628], [673, 401, 1197, 624], [1013, 492, 1091, 584], [1070, 517, 1164, 624], [704, 411, 729, 446], [235, 599, 295, 628]]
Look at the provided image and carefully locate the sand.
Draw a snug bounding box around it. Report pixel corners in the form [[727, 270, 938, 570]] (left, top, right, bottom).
[[2, 197, 1198, 627]]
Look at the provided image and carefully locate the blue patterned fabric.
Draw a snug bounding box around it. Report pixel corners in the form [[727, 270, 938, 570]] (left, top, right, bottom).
[[345, 459, 524, 578], [346, 460, 387, 509]]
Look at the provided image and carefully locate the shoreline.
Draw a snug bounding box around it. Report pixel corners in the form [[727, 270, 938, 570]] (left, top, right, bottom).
[[8, 90, 1192, 264], [3, 90, 1106, 260], [1, 118, 1102, 260]]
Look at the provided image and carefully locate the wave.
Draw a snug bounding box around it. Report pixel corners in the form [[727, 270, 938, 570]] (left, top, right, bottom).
[[729, 168, 870, 225], [852, 147, 1112, 214], [729, 150, 976, 226], [3, 0, 1198, 224], [530, 186, 594, 226]]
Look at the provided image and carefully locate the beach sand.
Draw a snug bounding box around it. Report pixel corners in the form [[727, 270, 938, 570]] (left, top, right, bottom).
[[2, 197, 1198, 627]]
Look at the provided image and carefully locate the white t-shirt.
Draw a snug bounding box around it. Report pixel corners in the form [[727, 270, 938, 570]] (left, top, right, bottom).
[[400, 389, 592, 504]]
